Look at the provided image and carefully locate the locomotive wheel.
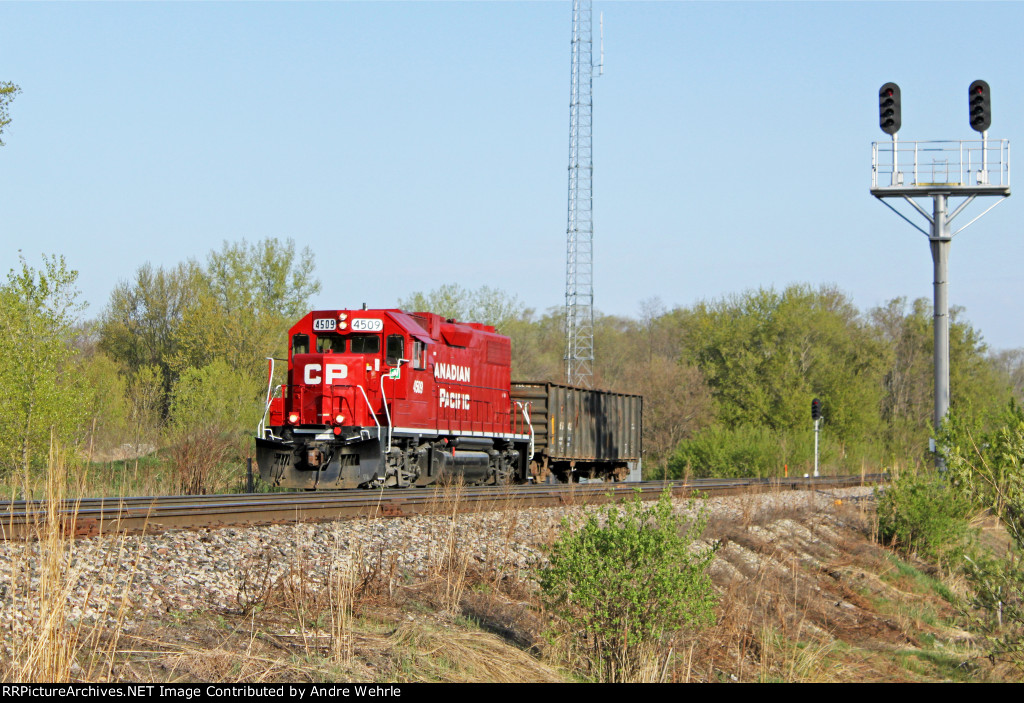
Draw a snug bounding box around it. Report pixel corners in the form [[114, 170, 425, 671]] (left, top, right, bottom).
[[489, 464, 513, 486]]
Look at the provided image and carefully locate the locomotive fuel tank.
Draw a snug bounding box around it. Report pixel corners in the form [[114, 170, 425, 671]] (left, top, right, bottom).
[[430, 447, 491, 484]]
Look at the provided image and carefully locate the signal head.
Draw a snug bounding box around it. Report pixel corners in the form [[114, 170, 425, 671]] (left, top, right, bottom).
[[969, 80, 991, 132], [879, 82, 901, 135], [811, 398, 822, 421]]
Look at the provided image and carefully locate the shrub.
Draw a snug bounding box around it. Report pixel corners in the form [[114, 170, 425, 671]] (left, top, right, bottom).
[[539, 489, 717, 682], [875, 468, 974, 566], [668, 424, 785, 478], [939, 400, 1024, 535], [939, 401, 1024, 670], [962, 547, 1024, 668]]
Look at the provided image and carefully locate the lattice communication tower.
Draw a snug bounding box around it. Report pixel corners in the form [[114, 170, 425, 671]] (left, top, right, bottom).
[[564, 0, 598, 387]]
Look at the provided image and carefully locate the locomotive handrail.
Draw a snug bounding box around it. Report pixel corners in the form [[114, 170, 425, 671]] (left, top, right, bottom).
[[379, 374, 393, 454], [355, 384, 383, 450], [515, 401, 534, 462], [258, 357, 276, 439]]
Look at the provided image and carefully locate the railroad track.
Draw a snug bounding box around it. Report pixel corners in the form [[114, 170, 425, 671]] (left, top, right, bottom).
[[0, 474, 884, 541]]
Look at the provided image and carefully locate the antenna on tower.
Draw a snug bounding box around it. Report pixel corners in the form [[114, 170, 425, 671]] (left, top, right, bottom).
[[564, 0, 599, 388]]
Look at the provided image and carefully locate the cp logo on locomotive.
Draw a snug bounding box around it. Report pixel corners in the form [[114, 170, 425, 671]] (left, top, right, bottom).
[[303, 363, 348, 385]]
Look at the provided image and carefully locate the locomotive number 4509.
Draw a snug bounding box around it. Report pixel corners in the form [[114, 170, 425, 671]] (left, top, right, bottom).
[[351, 318, 384, 332]]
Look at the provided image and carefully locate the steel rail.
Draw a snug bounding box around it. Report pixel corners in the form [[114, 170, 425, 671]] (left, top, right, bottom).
[[0, 474, 884, 541]]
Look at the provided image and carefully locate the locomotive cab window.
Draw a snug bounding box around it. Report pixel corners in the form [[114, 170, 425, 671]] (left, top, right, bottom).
[[413, 340, 426, 370], [292, 334, 309, 356], [349, 334, 380, 355], [316, 335, 345, 353], [386, 335, 405, 366]]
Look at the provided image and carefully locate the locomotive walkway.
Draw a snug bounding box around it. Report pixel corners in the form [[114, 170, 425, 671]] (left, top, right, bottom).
[[0, 475, 883, 541]]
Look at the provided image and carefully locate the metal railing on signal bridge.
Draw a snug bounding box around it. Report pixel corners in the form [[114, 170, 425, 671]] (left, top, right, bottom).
[[871, 138, 1010, 193]]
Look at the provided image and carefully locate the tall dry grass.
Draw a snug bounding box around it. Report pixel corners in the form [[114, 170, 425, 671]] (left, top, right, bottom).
[[5, 442, 83, 681], [425, 479, 470, 614], [327, 537, 360, 665], [231, 522, 365, 667], [2, 439, 141, 683]]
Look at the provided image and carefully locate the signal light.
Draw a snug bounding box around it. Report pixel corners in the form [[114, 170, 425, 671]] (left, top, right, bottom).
[[811, 398, 822, 421], [969, 80, 991, 132], [879, 82, 901, 135]]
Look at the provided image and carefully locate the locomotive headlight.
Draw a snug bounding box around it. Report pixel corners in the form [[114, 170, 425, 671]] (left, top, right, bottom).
[[338, 313, 348, 321], [339, 321, 347, 330], [334, 414, 345, 424], [287, 412, 299, 424]]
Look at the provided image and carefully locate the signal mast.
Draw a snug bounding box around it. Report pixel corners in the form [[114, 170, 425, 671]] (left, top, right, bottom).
[[870, 81, 1010, 455]]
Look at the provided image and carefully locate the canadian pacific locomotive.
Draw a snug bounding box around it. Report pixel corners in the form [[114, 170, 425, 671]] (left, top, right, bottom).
[[256, 308, 642, 489]]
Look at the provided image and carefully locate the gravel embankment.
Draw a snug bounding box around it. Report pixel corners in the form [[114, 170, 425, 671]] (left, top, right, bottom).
[[0, 485, 874, 650]]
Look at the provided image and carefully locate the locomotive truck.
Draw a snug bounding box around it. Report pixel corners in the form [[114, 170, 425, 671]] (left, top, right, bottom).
[[255, 308, 642, 489]]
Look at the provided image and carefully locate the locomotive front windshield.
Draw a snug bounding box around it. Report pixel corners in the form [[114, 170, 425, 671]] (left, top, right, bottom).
[[309, 334, 381, 355], [349, 335, 380, 354], [316, 334, 343, 353]]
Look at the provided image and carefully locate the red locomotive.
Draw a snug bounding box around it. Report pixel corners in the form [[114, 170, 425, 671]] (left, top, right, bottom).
[[256, 308, 642, 489]]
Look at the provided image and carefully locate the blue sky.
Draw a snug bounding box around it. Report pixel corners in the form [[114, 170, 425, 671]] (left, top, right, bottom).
[[2, 1, 1022, 350]]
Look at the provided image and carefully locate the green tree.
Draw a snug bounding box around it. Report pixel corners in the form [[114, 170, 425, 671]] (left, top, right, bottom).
[[669, 424, 793, 479], [989, 348, 1024, 405], [503, 306, 565, 382], [169, 358, 264, 435], [99, 260, 202, 406], [126, 365, 164, 460], [871, 297, 1010, 459], [398, 284, 524, 333], [681, 285, 885, 446], [0, 82, 20, 147], [173, 238, 319, 377], [100, 238, 320, 415], [78, 351, 131, 461], [0, 255, 87, 477], [167, 359, 264, 494]]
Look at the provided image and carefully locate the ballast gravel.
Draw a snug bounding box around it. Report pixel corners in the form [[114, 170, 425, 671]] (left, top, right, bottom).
[[0, 485, 873, 655]]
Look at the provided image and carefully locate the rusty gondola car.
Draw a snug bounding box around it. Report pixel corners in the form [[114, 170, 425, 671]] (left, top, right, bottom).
[[510, 382, 642, 483]]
